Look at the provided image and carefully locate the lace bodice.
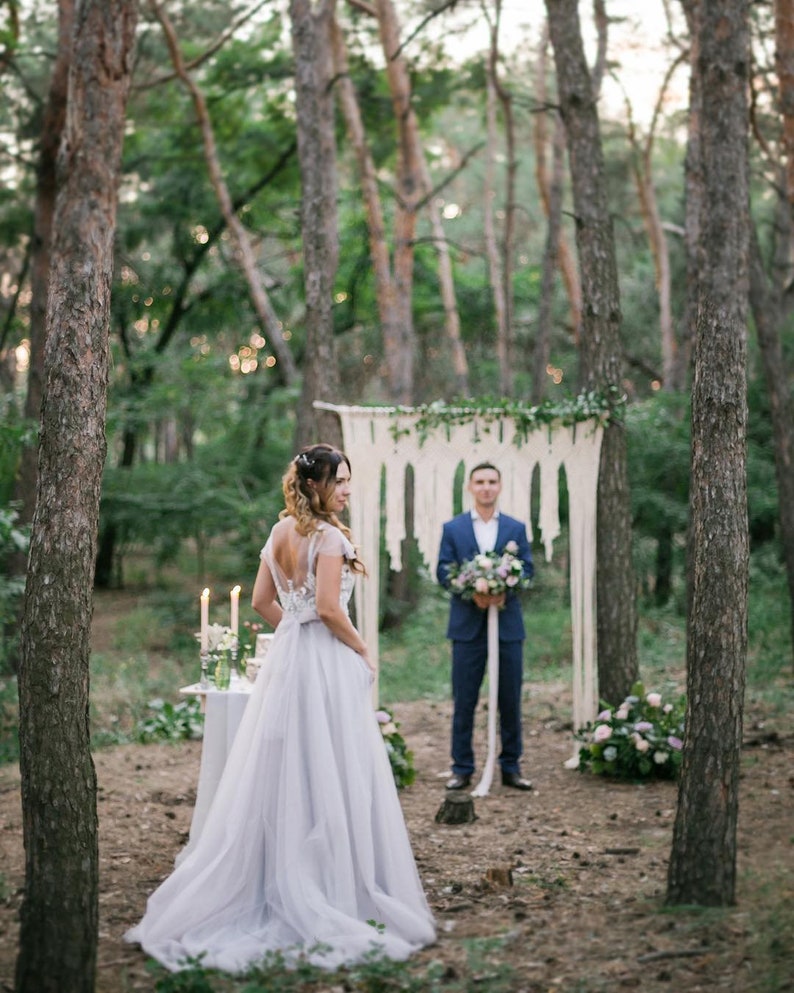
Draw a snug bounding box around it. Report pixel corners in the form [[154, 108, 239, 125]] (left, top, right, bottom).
[[262, 519, 356, 621]]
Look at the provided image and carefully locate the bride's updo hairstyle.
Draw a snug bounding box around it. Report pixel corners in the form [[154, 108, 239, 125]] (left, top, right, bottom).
[[280, 443, 365, 573]]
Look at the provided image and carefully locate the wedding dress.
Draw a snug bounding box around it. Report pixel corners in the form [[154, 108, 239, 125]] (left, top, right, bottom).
[[125, 520, 436, 973]]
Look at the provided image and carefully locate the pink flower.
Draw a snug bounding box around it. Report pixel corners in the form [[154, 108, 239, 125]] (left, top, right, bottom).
[[646, 692, 662, 707], [504, 540, 518, 554], [667, 735, 683, 750], [633, 735, 650, 753], [375, 710, 391, 724], [505, 575, 519, 587], [475, 577, 490, 594], [593, 724, 612, 743], [597, 709, 612, 721], [634, 721, 654, 732]]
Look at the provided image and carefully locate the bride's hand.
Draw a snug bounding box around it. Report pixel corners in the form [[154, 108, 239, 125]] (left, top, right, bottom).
[[359, 646, 376, 677]]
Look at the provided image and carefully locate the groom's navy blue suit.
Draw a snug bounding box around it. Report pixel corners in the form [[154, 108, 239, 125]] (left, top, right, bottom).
[[437, 512, 534, 778]]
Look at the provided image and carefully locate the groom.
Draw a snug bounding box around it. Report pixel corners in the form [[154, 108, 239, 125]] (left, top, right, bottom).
[[436, 462, 534, 791]]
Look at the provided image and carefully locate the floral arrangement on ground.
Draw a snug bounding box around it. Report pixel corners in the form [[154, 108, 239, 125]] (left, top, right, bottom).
[[445, 541, 530, 600], [376, 709, 415, 789], [575, 682, 685, 780]]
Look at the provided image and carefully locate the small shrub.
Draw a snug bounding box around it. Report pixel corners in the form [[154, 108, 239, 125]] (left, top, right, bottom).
[[575, 681, 685, 780], [134, 697, 204, 744]]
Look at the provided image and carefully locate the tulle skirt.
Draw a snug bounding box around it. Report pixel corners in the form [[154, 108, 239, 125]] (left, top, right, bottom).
[[125, 616, 436, 973]]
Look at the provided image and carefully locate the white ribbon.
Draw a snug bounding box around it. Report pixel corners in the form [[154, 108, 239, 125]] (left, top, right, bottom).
[[470, 604, 499, 797]]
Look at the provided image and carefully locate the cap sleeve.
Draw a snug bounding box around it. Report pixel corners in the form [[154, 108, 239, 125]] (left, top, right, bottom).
[[315, 524, 355, 560]]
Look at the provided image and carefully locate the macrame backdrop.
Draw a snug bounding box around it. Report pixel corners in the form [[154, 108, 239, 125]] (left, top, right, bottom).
[[315, 402, 604, 748]]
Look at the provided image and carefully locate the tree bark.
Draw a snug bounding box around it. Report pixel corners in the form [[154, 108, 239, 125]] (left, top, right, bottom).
[[667, 0, 750, 907], [375, 0, 422, 404], [674, 0, 703, 392], [486, 0, 516, 395], [748, 224, 794, 667], [15, 2, 138, 990], [533, 21, 582, 362], [10, 0, 74, 538], [290, 0, 343, 447], [544, 0, 638, 706]]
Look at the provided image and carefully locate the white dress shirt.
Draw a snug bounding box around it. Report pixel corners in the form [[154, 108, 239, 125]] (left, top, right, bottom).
[[471, 509, 499, 553]]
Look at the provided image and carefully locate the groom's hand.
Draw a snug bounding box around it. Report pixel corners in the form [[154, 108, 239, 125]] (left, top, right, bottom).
[[472, 592, 506, 610]]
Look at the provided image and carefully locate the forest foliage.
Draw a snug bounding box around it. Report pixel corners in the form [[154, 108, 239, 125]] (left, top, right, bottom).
[[0, 0, 790, 677]]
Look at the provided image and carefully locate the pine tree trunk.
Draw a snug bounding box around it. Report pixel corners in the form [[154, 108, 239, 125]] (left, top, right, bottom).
[[7, 0, 74, 594], [15, 3, 138, 991], [290, 0, 342, 446], [748, 224, 794, 667], [667, 0, 750, 907], [544, 0, 638, 706]]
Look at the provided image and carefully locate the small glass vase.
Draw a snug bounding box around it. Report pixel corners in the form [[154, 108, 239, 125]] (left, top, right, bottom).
[[214, 653, 231, 690]]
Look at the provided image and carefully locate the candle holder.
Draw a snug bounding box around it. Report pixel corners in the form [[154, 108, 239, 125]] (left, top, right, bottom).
[[200, 650, 210, 689], [229, 638, 240, 682]]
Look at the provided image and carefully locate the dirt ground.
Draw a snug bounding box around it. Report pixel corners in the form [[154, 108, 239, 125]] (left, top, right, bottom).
[[0, 679, 792, 992]]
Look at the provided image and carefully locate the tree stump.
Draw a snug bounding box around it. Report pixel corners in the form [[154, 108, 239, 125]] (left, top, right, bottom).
[[434, 793, 476, 824], [482, 865, 513, 888]]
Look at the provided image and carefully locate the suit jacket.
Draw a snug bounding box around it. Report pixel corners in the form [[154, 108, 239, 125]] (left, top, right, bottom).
[[436, 511, 534, 642]]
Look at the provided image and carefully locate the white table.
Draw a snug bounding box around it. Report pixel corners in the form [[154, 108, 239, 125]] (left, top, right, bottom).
[[179, 677, 254, 844]]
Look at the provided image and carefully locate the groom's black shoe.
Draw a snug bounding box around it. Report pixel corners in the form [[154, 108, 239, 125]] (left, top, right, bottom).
[[501, 772, 533, 791], [445, 773, 472, 790]]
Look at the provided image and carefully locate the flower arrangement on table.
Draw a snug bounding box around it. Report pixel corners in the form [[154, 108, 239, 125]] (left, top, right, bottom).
[[376, 709, 416, 789], [195, 623, 238, 689], [446, 540, 531, 601], [575, 682, 686, 780]]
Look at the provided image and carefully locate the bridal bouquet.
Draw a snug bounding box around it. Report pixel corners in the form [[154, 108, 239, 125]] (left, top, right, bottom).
[[446, 540, 530, 600]]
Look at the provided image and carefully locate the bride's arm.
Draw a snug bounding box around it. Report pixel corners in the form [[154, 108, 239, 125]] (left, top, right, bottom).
[[251, 559, 283, 628], [315, 553, 373, 668]]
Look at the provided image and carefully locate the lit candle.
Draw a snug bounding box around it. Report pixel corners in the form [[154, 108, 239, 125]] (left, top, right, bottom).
[[200, 588, 210, 653], [230, 585, 241, 636]]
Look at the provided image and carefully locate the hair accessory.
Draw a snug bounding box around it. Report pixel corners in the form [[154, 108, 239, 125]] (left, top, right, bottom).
[[295, 452, 315, 472]]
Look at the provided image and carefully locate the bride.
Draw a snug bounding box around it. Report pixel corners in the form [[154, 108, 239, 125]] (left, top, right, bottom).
[[125, 443, 436, 973]]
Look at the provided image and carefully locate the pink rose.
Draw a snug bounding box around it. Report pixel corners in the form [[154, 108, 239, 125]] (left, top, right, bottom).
[[646, 692, 662, 707], [593, 724, 612, 743]]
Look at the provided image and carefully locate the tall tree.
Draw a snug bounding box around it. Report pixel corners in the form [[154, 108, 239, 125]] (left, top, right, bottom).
[[372, 0, 424, 403], [290, 0, 343, 446], [667, 0, 750, 906], [15, 1, 138, 990], [10, 0, 74, 548], [484, 0, 517, 395], [532, 19, 583, 402], [151, 0, 298, 389], [623, 51, 687, 391], [676, 0, 702, 392], [744, 0, 794, 667], [544, 0, 638, 706]]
